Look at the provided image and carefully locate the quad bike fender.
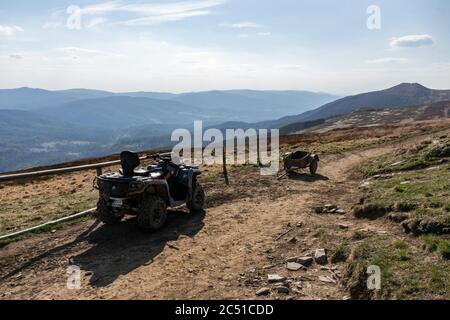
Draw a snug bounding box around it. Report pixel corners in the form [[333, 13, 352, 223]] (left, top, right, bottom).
[[311, 154, 319, 162], [144, 180, 190, 208], [180, 168, 202, 203], [144, 180, 171, 205]]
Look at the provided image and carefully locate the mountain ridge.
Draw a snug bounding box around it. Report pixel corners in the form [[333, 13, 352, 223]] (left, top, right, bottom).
[[237, 83, 450, 130], [1, 82, 449, 172]]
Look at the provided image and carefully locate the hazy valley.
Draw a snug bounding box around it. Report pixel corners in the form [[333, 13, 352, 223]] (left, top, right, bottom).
[[1, 83, 449, 172]]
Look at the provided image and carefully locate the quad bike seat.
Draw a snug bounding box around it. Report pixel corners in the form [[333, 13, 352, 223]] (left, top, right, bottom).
[[120, 151, 141, 177], [120, 151, 164, 178]]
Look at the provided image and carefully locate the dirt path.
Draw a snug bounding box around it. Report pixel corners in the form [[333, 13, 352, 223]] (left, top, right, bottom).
[[0, 135, 433, 300]]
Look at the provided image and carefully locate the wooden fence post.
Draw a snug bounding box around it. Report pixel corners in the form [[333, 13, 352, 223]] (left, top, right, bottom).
[[222, 143, 229, 185]]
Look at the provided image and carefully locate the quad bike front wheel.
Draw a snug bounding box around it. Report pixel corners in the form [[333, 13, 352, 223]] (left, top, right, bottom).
[[137, 195, 167, 232], [187, 182, 205, 213], [309, 159, 318, 175], [96, 197, 123, 225]]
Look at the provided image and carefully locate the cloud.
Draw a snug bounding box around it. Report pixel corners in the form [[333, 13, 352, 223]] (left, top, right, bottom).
[[9, 54, 23, 60], [390, 34, 434, 48], [80, 0, 226, 26], [82, 0, 226, 15], [257, 32, 271, 36], [278, 64, 303, 70], [0, 25, 24, 37], [366, 57, 410, 64], [54, 47, 104, 54], [43, 0, 226, 29], [120, 10, 210, 26], [52, 47, 121, 58], [42, 22, 65, 29], [220, 21, 263, 29], [86, 17, 108, 28]]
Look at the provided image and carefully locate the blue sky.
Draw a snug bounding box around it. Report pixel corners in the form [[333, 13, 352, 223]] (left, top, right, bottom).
[[0, 0, 449, 94]]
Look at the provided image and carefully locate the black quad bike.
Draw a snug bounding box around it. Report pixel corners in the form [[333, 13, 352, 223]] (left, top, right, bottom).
[[93, 151, 205, 232]]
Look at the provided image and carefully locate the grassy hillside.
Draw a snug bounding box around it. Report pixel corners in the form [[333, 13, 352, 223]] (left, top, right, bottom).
[[347, 135, 450, 299]]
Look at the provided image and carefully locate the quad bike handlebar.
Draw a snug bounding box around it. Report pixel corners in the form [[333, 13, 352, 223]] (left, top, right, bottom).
[[146, 153, 172, 161]]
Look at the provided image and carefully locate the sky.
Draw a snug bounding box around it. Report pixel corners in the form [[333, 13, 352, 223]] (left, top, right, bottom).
[[0, 0, 449, 95]]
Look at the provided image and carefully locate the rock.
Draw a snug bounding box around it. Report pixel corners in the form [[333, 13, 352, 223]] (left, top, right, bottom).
[[318, 276, 336, 283], [288, 237, 297, 243], [286, 262, 304, 271], [299, 275, 315, 281], [314, 249, 328, 265], [360, 181, 371, 189], [338, 224, 349, 229], [273, 285, 290, 294], [268, 274, 286, 283], [297, 256, 314, 266], [256, 287, 270, 296], [286, 256, 299, 263]]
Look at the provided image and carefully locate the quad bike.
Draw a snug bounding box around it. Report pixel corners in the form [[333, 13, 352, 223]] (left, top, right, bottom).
[[278, 150, 319, 179], [93, 151, 205, 232]]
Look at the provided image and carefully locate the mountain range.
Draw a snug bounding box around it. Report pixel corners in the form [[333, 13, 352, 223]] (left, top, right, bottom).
[[0, 83, 449, 172], [224, 83, 450, 131], [0, 87, 338, 126]]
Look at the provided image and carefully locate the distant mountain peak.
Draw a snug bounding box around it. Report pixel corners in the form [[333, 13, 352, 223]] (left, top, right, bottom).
[[389, 82, 429, 91], [275, 82, 450, 125]]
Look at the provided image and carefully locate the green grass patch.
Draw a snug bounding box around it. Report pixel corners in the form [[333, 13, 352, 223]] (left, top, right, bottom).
[[421, 235, 450, 259], [345, 235, 450, 300], [313, 228, 351, 263], [356, 161, 450, 235], [0, 214, 93, 248], [361, 136, 450, 176], [0, 190, 97, 237]]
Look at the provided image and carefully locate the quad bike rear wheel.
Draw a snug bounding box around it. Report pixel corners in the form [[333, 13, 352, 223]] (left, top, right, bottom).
[[187, 182, 205, 213], [137, 195, 167, 232], [96, 197, 123, 225], [309, 159, 318, 175]]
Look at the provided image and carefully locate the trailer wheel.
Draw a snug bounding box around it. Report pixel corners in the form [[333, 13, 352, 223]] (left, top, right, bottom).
[[96, 198, 123, 225], [310, 159, 318, 175], [187, 182, 205, 213], [137, 195, 167, 232]]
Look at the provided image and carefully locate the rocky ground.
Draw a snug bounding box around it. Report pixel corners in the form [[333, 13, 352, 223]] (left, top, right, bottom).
[[0, 121, 448, 300]]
